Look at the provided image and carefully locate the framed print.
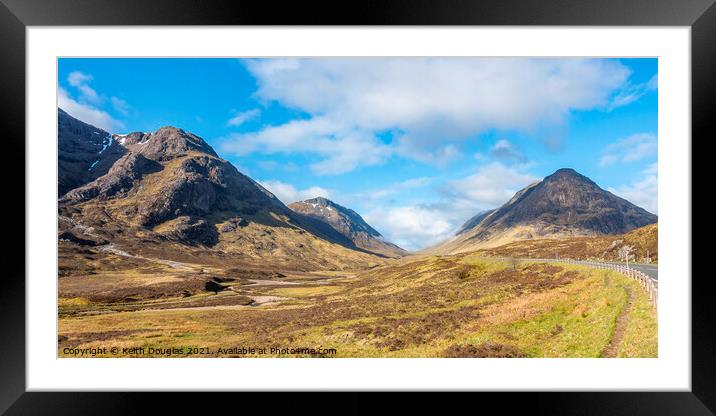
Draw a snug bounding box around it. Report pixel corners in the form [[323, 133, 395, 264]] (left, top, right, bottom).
[[1, 0, 712, 414]]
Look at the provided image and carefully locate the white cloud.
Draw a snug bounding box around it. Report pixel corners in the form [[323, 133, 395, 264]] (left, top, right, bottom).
[[608, 162, 658, 214], [221, 117, 391, 175], [67, 71, 102, 104], [247, 58, 628, 132], [227, 109, 260, 127], [67, 71, 93, 87], [395, 140, 462, 165], [363, 206, 454, 251], [362, 163, 539, 250], [220, 58, 632, 174], [111, 96, 130, 115], [58, 87, 124, 132], [609, 74, 657, 110], [599, 133, 657, 167], [60, 71, 129, 132], [444, 162, 539, 211], [258, 180, 331, 204]]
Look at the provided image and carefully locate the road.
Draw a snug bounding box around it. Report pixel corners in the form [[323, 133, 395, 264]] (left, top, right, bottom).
[[577, 262, 658, 280], [511, 257, 659, 281], [625, 264, 658, 280], [590, 261, 658, 280], [575, 261, 658, 280]]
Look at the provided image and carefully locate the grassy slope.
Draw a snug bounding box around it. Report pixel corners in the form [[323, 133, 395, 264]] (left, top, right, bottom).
[[58, 255, 656, 358], [476, 223, 658, 263]]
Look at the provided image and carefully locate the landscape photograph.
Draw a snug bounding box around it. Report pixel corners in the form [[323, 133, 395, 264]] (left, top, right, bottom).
[[57, 57, 658, 358]]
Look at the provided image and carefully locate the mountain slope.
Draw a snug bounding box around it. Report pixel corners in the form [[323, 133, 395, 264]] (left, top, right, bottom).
[[59, 124, 386, 271], [58, 108, 126, 195], [432, 168, 657, 254], [477, 223, 658, 263], [288, 197, 407, 257], [456, 209, 495, 235]]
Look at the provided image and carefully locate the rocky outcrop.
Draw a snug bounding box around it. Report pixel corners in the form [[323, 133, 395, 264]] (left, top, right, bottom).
[[61, 153, 162, 203]]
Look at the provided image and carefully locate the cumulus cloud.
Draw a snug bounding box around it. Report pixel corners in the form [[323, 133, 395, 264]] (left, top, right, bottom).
[[258, 180, 331, 204], [228, 109, 260, 127], [58, 87, 124, 132], [444, 163, 539, 211], [608, 162, 658, 214], [362, 163, 539, 250], [220, 58, 633, 174], [599, 133, 657, 167], [221, 117, 391, 175], [363, 206, 454, 251]]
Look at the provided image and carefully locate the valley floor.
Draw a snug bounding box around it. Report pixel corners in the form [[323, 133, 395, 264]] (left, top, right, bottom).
[[58, 247, 657, 358]]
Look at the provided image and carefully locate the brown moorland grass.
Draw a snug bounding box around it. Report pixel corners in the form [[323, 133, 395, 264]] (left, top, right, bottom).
[[58, 254, 657, 358], [477, 223, 658, 263]]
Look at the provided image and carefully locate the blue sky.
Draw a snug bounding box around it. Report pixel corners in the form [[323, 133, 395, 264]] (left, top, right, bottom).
[[58, 58, 658, 250]]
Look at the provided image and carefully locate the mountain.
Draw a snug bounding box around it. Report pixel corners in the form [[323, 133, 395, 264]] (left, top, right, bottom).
[[455, 209, 495, 235], [58, 108, 126, 195], [58, 120, 386, 271], [432, 168, 657, 254], [288, 197, 407, 258]]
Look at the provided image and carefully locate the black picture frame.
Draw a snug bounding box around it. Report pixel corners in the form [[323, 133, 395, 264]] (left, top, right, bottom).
[[1, 0, 711, 414]]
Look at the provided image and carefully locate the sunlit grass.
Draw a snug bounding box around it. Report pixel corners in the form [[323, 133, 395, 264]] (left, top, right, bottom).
[[58, 257, 657, 358]]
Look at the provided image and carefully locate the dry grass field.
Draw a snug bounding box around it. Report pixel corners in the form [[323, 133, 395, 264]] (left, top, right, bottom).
[[58, 249, 657, 358], [476, 224, 658, 263]]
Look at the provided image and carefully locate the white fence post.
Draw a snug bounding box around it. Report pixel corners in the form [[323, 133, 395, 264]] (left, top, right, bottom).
[[552, 258, 657, 311]]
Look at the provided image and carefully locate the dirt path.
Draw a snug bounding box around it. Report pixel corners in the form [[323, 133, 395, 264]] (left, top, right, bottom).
[[98, 244, 197, 271], [132, 295, 288, 313], [601, 286, 633, 358], [246, 279, 300, 287]]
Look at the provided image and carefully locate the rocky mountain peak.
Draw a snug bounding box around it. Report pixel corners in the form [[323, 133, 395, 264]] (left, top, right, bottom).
[[288, 197, 406, 257], [305, 196, 331, 205], [114, 126, 218, 161], [436, 167, 658, 254], [551, 167, 579, 176], [542, 167, 596, 186]]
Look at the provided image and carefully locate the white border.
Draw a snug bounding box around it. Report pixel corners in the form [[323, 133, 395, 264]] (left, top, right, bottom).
[[27, 27, 691, 391]]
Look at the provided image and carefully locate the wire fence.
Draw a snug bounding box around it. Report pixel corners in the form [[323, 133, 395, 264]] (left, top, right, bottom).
[[534, 258, 658, 311]]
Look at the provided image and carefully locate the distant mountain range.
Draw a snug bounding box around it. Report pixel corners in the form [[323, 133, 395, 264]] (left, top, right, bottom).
[[431, 168, 657, 254], [57, 109, 402, 270], [58, 108, 657, 266], [289, 197, 406, 257]]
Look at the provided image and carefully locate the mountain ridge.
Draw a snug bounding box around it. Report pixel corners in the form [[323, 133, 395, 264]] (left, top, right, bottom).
[[58, 115, 389, 270], [431, 168, 657, 254], [58, 108, 127, 195], [288, 197, 407, 258]]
